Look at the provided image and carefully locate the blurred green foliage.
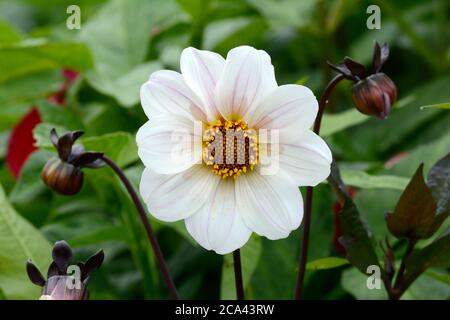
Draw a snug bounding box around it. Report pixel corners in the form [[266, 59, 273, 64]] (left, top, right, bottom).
[[0, 0, 448, 300]]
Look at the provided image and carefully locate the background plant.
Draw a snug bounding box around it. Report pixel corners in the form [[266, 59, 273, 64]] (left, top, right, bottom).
[[0, 0, 448, 300]]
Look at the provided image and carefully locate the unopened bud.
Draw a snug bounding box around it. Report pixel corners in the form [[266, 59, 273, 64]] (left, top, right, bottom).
[[40, 275, 87, 300], [41, 157, 84, 195], [41, 129, 104, 196], [352, 73, 397, 119], [27, 241, 104, 300]]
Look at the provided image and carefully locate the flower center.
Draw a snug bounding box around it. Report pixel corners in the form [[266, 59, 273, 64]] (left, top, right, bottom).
[[202, 119, 258, 179]]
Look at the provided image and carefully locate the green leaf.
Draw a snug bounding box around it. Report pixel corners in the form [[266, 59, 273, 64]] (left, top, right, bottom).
[[37, 100, 84, 130], [246, 0, 318, 30], [82, 132, 138, 167], [321, 109, 368, 137], [341, 169, 409, 190], [341, 267, 387, 300], [0, 131, 9, 160], [403, 228, 450, 287], [220, 235, 262, 299], [426, 269, 450, 286], [341, 264, 450, 300], [306, 257, 349, 270], [81, 0, 180, 106], [329, 162, 380, 274], [9, 151, 52, 211], [420, 102, 450, 110], [0, 183, 52, 299], [204, 17, 255, 50], [0, 40, 92, 82], [0, 70, 62, 106], [33, 123, 67, 149], [386, 164, 437, 239], [86, 61, 163, 107], [68, 226, 130, 247], [0, 20, 22, 45], [321, 95, 414, 137]]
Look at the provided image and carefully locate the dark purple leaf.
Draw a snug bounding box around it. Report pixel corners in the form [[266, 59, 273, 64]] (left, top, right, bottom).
[[81, 250, 104, 281], [52, 240, 72, 273], [26, 260, 46, 287], [378, 92, 391, 119], [372, 41, 381, 73], [83, 159, 105, 168], [68, 144, 85, 163], [386, 164, 437, 239], [49, 129, 59, 149], [403, 227, 450, 288], [373, 42, 390, 73], [71, 152, 104, 168], [328, 161, 380, 274], [379, 42, 390, 70], [427, 153, 450, 217], [343, 57, 366, 79], [57, 131, 84, 161], [47, 261, 60, 278], [327, 61, 357, 80]]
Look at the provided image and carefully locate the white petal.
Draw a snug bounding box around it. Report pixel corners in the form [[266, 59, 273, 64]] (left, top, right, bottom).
[[185, 179, 252, 254], [136, 114, 202, 174], [215, 46, 277, 120], [247, 84, 318, 137], [180, 47, 225, 120], [140, 70, 207, 121], [236, 172, 303, 240], [140, 167, 219, 222], [279, 130, 332, 186]]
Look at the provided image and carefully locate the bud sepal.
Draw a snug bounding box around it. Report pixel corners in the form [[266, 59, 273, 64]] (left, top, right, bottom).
[[41, 129, 104, 195]]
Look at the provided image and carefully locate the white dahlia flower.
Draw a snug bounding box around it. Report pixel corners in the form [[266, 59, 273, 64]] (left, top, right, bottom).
[[137, 46, 332, 254]]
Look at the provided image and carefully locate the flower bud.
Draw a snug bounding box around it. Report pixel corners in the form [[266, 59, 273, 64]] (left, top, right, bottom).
[[40, 275, 87, 300], [328, 42, 398, 119], [40, 129, 104, 196], [351, 73, 397, 119], [27, 241, 104, 300], [41, 157, 84, 195]]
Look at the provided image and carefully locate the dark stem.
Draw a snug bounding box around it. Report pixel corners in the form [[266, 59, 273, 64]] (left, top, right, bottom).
[[233, 249, 245, 300], [101, 155, 180, 300], [393, 239, 416, 291], [294, 74, 346, 300]]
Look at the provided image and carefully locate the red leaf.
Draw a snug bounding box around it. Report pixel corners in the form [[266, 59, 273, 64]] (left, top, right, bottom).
[[62, 69, 78, 82], [6, 69, 78, 179], [332, 187, 357, 255], [6, 107, 42, 179]]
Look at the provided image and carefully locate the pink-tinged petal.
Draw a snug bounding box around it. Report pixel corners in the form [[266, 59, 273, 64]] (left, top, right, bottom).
[[136, 114, 202, 174], [236, 172, 303, 240], [215, 46, 277, 120], [140, 166, 219, 222], [140, 70, 207, 121], [185, 179, 252, 254], [247, 84, 318, 141], [180, 47, 225, 121], [279, 130, 332, 186]]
